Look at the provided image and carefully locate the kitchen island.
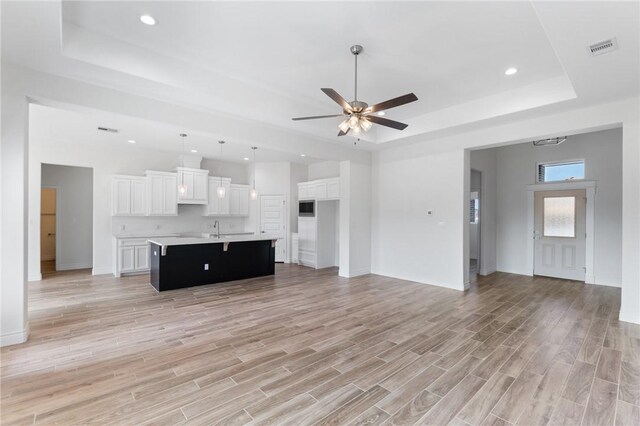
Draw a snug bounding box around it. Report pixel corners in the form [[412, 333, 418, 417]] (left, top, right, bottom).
[[148, 235, 278, 291]]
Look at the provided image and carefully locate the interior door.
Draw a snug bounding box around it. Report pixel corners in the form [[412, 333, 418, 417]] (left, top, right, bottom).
[[40, 188, 57, 262], [260, 195, 286, 262], [534, 189, 586, 281]]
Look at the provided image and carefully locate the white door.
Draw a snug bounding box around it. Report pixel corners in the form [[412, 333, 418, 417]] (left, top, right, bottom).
[[130, 179, 146, 215], [163, 175, 177, 215], [260, 195, 286, 262], [148, 175, 164, 215], [112, 178, 131, 215], [534, 189, 586, 281], [120, 246, 135, 273], [134, 245, 150, 270]]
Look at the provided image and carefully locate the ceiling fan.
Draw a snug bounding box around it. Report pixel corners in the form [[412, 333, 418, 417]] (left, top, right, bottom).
[[292, 45, 418, 136]]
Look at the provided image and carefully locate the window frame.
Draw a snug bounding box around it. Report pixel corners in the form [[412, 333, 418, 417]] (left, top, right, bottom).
[[536, 159, 586, 184]]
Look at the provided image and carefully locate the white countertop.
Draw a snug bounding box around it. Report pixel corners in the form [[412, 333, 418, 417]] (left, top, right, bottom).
[[148, 234, 280, 247]]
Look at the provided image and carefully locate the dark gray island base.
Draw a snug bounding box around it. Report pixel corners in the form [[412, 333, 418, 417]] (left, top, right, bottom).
[[149, 236, 277, 291]]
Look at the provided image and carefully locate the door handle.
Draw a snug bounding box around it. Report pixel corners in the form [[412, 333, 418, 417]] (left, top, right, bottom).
[[48, 233, 56, 236], [261, 231, 265, 233]]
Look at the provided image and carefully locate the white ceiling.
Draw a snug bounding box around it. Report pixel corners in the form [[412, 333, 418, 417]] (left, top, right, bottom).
[[29, 104, 320, 165], [2, 1, 639, 159]]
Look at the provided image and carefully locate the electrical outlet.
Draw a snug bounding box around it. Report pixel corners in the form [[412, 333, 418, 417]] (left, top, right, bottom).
[[427, 210, 433, 216], [229, 223, 235, 229], [204, 263, 209, 271], [154, 224, 160, 230], [120, 224, 126, 231]]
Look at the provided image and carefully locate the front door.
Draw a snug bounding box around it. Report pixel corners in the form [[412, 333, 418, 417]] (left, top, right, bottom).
[[260, 195, 286, 262], [534, 189, 586, 281]]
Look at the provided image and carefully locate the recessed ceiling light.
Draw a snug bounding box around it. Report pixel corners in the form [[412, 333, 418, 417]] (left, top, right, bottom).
[[243, 157, 250, 161], [377, 111, 385, 116], [300, 154, 306, 157], [128, 140, 136, 144], [140, 14, 156, 26], [505, 67, 518, 76], [191, 149, 198, 153]]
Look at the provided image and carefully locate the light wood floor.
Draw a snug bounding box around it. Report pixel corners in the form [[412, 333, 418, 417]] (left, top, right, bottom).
[[1, 265, 639, 425]]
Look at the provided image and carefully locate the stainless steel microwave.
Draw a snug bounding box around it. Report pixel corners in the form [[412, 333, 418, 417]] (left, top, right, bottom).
[[299, 200, 315, 217]]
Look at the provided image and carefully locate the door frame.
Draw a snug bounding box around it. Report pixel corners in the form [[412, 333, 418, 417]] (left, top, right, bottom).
[[526, 180, 596, 283], [40, 185, 61, 274], [258, 194, 287, 263]]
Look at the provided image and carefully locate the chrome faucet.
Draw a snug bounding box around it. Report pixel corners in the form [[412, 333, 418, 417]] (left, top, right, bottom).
[[213, 220, 220, 239]]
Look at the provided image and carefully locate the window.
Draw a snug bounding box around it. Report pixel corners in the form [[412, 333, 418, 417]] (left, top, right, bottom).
[[537, 160, 585, 183], [543, 196, 576, 238]]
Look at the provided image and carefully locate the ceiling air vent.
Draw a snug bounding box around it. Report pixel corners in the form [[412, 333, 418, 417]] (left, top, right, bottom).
[[588, 38, 618, 56], [97, 126, 119, 133]]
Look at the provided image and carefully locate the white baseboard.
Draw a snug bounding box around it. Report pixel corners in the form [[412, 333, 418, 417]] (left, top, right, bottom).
[[339, 267, 371, 278], [479, 268, 496, 276], [57, 261, 92, 271], [28, 273, 42, 282], [92, 266, 113, 276], [619, 310, 640, 325], [1, 325, 29, 347]]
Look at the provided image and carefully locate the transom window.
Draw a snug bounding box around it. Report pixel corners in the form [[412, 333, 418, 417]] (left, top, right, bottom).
[[537, 160, 585, 183]]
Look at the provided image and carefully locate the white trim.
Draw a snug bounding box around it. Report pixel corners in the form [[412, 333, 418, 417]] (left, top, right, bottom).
[[619, 310, 640, 325], [1, 325, 29, 347], [339, 267, 371, 278], [57, 262, 93, 271], [526, 180, 596, 282], [92, 266, 112, 276]]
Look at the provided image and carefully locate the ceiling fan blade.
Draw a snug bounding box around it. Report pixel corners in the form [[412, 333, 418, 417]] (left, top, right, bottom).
[[292, 114, 344, 121], [338, 128, 350, 137], [321, 88, 352, 112], [366, 93, 418, 114], [366, 115, 409, 130]]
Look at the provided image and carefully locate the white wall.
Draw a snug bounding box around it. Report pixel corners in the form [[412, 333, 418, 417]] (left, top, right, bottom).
[[41, 164, 93, 271], [470, 149, 498, 276], [371, 150, 467, 290], [494, 128, 622, 286], [308, 161, 340, 180], [339, 161, 372, 278]]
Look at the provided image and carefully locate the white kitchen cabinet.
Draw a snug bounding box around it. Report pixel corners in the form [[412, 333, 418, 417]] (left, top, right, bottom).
[[297, 178, 340, 201], [230, 184, 250, 216], [113, 237, 154, 277], [297, 217, 317, 267], [327, 178, 340, 199], [205, 177, 231, 216], [146, 171, 178, 216], [112, 176, 147, 216], [176, 167, 209, 205]]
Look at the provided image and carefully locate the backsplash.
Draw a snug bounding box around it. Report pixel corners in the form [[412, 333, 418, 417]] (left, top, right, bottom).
[[111, 204, 250, 236]]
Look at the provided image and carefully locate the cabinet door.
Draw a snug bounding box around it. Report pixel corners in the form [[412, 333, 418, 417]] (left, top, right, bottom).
[[178, 171, 195, 201], [238, 187, 249, 216], [327, 179, 340, 199], [131, 179, 147, 215], [119, 246, 135, 273], [134, 245, 150, 271], [219, 181, 231, 215], [163, 175, 178, 215], [147, 175, 164, 216], [207, 180, 220, 215], [193, 172, 208, 202], [229, 187, 240, 215], [112, 178, 131, 215], [299, 184, 309, 200], [315, 182, 328, 200]]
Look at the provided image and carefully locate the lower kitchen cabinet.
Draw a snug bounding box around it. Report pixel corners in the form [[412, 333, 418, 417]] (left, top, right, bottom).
[[114, 237, 153, 277]]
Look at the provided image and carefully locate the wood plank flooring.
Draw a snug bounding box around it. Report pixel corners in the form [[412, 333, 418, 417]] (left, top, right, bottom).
[[1, 265, 638, 425]]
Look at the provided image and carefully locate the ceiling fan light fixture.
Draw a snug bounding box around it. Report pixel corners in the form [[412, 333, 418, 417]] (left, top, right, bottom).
[[338, 119, 350, 133], [360, 118, 373, 132]]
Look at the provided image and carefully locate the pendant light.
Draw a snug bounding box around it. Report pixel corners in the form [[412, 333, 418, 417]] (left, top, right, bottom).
[[178, 133, 188, 195], [250, 146, 258, 200], [217, 141, 226, 198]]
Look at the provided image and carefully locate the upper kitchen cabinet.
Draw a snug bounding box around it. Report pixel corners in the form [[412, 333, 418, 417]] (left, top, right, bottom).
[[205, 177, 231, 216], [176, 167, 208, 205], [298, 177, 340, 201], [230, 184, 250, 216], [146, 171, 178, 216], [112, 176, 147, 216]]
